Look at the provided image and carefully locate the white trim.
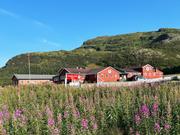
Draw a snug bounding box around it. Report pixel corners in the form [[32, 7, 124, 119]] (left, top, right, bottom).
[[97, 66, 120, 75], [142, 64, 153, 69]]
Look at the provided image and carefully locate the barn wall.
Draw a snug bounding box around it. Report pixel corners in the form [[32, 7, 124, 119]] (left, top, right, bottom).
[[85, 75, 97, 83], [127, 72, 141, 79], [66, 74, 85, 83], [97, 67, 120, 82], [18, 80, 53, 85], [142, 65, 163, 79]]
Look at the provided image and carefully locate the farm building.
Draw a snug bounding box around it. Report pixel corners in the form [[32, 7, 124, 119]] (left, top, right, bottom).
[[12, 74, 55, 86], [125, 64, 164, 80], [122, 68, 141, 80], [53, 66, 121, 84]]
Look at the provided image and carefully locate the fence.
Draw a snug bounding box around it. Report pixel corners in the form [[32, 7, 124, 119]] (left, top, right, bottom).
[[81, 76, 179, 88]]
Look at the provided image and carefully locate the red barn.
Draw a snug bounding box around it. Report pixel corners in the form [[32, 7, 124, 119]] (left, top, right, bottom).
[[86, 67, 120, 83], [53, 66, 120, 84], [125, 64, 163, 80], [53, 68, 87, 84], [142, 64, 163, 79], [12, 74, 55, 86]]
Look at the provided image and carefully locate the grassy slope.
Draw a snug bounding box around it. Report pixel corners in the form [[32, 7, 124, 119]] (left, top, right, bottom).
[[1, 28, 180, 85]]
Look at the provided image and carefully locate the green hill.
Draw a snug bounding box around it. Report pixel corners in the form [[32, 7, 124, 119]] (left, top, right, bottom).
[[1, 28, 180, 85]]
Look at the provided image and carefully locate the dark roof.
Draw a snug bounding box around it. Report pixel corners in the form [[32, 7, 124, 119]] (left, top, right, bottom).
[[61, 67, 106, 75], [118, 69, 128, 75], [64, 68, 91, 74], [132, 67, 142, 72], [60, 66, 120, 75], [87, 67, 106, 75], [123, 67, 142, 73], [13, 74, 55, 80]]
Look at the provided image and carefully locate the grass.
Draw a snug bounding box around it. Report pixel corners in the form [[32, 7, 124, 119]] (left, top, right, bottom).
[[0, 83, 179, 135]]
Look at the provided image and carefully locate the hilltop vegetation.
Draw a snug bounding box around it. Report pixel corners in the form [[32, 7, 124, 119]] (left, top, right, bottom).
[[1, 28, 180, 85]]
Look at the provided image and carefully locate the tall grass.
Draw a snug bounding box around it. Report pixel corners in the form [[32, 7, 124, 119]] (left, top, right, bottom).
[[0, 83, 179, 135]]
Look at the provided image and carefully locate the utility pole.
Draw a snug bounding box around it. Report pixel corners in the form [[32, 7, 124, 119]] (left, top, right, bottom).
[[28, 53, 31, 82]]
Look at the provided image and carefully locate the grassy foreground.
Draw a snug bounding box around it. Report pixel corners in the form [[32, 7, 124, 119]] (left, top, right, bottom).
[[0, 83, 179, 135]]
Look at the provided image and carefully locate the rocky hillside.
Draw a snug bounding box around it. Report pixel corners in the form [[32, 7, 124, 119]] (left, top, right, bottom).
[[1, 28, 180, 85]]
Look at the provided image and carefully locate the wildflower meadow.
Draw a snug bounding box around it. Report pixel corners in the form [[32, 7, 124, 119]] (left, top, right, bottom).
[[0, 83, 179, 135]]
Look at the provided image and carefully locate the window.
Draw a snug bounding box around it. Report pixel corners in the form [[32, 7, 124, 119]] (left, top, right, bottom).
[[146, 67, 150, 71]]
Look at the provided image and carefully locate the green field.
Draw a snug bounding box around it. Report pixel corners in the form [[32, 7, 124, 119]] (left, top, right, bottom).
[[0, 83, 179, 135]]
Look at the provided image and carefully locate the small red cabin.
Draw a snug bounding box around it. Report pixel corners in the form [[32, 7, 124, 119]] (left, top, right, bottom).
[[142, 64, 163, 79], [96, 67, 120, 83], [125, 64, 163, 80], [53, 68, 87, 84]]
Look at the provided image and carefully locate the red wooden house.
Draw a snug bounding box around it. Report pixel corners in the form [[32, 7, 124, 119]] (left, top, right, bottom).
[[125, 64, 163, 80], [53, 68, 89, 84], [53, 66, 121, 84], [86, 67, 120, 83], [12, 74, 55, 86], [142, 64, 163, 79]]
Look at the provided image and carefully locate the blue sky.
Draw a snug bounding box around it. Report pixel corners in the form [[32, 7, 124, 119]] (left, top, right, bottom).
[[0, 0, 180, 67]]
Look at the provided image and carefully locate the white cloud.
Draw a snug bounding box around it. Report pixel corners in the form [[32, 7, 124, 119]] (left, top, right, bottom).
[[0, 8, 19, 18], [33, 20, 52, 30], [0, 8, 52, 30]]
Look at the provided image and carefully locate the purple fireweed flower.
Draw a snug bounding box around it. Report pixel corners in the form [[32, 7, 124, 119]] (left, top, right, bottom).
[[135, 131, 140, 135], [81, 118, 88, 129], [140, 104, 150, 118], [52, 128, 60, 135], [74, 110, 80, 118], [93, 123, 98, 130], [154, 95, 158, 100], [0, 112, 3, 118], [0, 111, 3, 124], [164, 124, 171, 130], [4, 111, 10, 121], [14, 109, 22, 118], [68, 124, 75, 135], [2, 105, 10, 120], [152, 103, 159, 112], [48, 118, 55, 127], [63, 111, 68, 119], [90, 116, 96, 121], [72, 109, 80, 118], [57, 113, 62, 123], [20, 115, 27, 125], [134, 114, 141, 125], [46, 107, 53, 118], [154, 123, 161, 133], [129, 127, 133, 134]]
